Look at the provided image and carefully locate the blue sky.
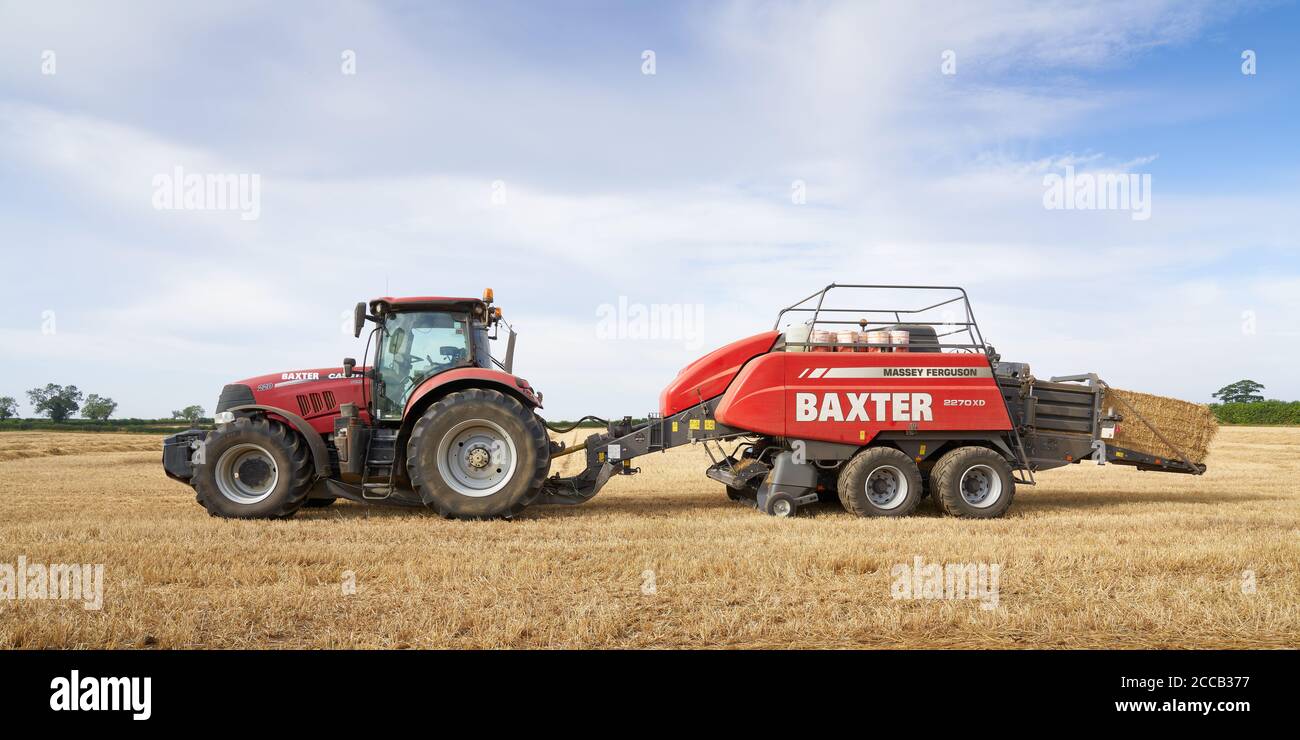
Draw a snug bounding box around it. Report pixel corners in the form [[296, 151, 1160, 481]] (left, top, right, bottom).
[[1, 0, 1298, 419]]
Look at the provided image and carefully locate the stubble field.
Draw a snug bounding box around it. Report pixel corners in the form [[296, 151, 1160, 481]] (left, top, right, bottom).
[[0, 427, 1296, 649]]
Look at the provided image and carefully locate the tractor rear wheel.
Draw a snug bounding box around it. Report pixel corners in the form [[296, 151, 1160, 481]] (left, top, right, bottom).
[[931, 446, 1015, 519], [405, 388, 550, 519], [192, 416, 315, 519], [836, 447, 923, 517]]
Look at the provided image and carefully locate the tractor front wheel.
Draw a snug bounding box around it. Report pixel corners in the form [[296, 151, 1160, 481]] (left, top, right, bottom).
[[405, 389, 550, 519], [192, 416, 315, 519]]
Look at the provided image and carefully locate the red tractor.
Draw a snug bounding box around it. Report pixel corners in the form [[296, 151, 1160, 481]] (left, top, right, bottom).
[[164, 285, 1204, 520], [164, 291, 552, 518]]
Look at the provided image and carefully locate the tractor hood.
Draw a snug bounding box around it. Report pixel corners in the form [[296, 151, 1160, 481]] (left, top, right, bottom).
[[217, 367, 369, 433]]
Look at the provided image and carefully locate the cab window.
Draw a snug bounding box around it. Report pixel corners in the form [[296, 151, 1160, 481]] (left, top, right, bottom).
[[376, 311, 471, 419]]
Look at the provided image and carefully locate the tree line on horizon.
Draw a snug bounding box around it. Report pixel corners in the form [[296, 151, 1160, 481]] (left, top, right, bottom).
[[0, 385, 205, 424]]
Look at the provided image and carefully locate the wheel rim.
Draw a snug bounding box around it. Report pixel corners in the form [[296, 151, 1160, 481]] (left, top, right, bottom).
[[959, 464, 1003, 508], [771, 498, 793, 517], [864, 465, 908, 509], [214, 443, 279, 505], [435, 419, 518, 498]]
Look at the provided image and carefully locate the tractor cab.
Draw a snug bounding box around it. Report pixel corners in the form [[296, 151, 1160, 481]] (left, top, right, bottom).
[[354, 290, 512, 422]]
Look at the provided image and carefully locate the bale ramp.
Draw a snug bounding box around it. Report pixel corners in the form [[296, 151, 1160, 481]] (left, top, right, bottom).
[[1101, 388, 1218, 464]]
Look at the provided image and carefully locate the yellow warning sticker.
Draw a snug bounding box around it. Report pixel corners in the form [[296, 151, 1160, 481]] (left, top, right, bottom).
[[689, 419, 701, 430], [671, 421, 679, 432], [859, 430, 866, 441], [919, 444, 927, 456], [704, 419, 716, 430], [597, 452, 606, 462]]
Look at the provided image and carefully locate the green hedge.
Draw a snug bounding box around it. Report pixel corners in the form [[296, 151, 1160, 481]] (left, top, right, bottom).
[[1210, 401, 1300, 425], [0, 418, 212, 434]]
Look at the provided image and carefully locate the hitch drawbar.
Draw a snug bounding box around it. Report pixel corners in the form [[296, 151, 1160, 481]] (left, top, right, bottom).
[[539, 401, 744, 505], [539, 401, 823, 518]]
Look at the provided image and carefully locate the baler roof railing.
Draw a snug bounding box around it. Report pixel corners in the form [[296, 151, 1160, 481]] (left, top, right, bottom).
[[773, 283, 991, 353]]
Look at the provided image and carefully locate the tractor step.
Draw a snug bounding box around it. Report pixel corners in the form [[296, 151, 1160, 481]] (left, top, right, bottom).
[[363, 427, 400, 477], [360, 428, 401, 498], [366, 428, 399, 464]]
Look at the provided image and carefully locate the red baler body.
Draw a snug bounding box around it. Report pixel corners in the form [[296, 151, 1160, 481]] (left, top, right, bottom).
[[660, 331, 1011, 447]]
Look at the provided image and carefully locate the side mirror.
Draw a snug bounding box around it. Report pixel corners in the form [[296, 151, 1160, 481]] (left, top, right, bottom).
[[504, 328, 516, 374], [342, 357, 356, 378], [353, 302, 366, 338]]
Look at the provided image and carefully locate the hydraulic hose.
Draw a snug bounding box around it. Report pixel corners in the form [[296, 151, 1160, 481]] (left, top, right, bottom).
[[541, 415, 608, 433]]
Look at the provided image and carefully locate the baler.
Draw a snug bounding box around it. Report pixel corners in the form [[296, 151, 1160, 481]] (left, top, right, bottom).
[[162, 284, 1205, 519]]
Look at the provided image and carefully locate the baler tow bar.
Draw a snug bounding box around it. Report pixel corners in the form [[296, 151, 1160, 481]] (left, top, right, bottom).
[[539, 399, 746, 505]]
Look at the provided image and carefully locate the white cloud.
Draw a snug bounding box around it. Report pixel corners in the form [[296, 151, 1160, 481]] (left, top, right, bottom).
[[0, 0, 1293, 418]]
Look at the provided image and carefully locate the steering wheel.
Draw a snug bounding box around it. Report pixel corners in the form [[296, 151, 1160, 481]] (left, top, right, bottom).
[[401, 355, 442, 394]]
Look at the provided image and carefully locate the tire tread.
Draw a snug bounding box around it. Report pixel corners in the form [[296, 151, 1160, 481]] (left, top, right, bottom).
[[931, 446, 1016, 519], [405, 389, 549, 519], [193, 416, 315, 519], [836, 447, 923, 517]]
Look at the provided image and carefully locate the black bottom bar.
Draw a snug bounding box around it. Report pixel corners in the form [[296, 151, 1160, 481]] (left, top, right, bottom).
[[1, 649, 1286, 727]]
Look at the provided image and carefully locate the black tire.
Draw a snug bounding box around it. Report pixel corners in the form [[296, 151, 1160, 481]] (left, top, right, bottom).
[[405, 388, 550, 519], [303, 497, 337, 508], [725, 485, 753, 502], [836, 447, 923, 517], [192, 416, 315, 519], [931, 446, 1016, 519]]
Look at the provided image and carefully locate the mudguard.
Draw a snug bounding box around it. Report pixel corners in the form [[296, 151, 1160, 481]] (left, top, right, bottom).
[[224, 404, 332, 478], [403, 367, 541, 419]]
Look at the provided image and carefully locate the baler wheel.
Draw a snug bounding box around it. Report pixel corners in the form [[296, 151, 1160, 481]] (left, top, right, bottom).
[[930, 446, 1015, 519], [836, 447, 923, 517], [405, 388, 550, 519], [763, 491, 798, 518], [192, 416, 315, 519]]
